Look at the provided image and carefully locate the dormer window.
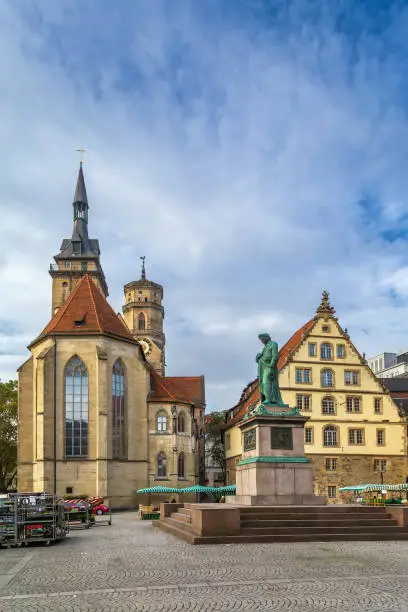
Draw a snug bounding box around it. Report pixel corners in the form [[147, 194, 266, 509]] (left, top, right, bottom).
[[74, 312, 86, 326], [72, 241, 81, 255]]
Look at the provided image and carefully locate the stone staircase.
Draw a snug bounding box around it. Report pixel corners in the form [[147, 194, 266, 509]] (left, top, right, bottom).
[[157, 503, 408, 545]]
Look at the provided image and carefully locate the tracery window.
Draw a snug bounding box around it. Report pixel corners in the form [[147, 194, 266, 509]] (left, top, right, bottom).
[[112, 360, 126, 459], [177, 412, 185, 433], [157, 452, 167, 478], [65, 356, 88, 457], [178, 453, 185, 478], [156, 412, 167, 432]]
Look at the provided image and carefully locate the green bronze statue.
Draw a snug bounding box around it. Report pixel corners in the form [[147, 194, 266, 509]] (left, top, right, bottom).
[[256, 333, 284, 405]]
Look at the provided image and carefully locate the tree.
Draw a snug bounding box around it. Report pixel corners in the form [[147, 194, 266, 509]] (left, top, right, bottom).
[[205, 411, 227, 483], [0, 380, 18, 492]]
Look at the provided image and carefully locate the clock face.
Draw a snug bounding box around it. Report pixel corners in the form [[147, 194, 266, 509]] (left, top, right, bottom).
[[138, 338, 152, 356]]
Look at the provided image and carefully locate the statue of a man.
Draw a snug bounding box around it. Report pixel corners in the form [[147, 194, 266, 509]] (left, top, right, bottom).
[[256, 333, 284, 405]]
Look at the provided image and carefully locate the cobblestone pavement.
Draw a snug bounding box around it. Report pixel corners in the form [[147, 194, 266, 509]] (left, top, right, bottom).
[[1, 513, 408, 610]]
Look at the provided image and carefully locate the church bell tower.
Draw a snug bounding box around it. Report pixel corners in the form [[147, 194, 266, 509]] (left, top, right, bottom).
[[122, 257, 165, 374], [49, 161, 108, 314]]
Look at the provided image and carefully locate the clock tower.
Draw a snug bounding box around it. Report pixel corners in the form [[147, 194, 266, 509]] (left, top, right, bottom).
[[122, 258, 165, 374]]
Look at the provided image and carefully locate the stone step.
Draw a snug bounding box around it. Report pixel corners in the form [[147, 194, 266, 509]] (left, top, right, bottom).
[[171, 511, 192, 524], [240, 525, 406, 536], [240, 518, 398, 528], [240, 506, 388, 515], [193, 532, 408, 545], [240, 510, 389, 519], [157, 519, 195, 543], [177, 507, 192, 516], [156, 520, 408, 545], [163, 517, 194, 533]]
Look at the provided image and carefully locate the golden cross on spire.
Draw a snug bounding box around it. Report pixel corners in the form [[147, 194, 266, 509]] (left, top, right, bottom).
[[76, 146, 86, 164]]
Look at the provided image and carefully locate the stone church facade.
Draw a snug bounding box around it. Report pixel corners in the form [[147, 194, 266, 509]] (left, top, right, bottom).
[[17, 164, 205, 508]]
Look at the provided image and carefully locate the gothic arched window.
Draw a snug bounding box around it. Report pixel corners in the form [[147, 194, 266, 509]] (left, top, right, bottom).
[[177, 412, 185, 433], [178, 453, 185, 478], [65, 356, 88, 457], [156, 412, 167, 432], [157, 452, 167, 478], [138, 313, 146, 330], [112, 359, 126, 459]]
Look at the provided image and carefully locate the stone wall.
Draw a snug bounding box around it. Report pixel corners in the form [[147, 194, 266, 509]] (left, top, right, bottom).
[[309, 454, 408, 503], [225, 452, 408, 503], [17, 357, 34, 492]]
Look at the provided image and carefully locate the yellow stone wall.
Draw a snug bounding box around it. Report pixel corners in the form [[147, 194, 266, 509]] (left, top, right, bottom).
[[17, 357, 34, 492], [147, 402, 198, 504], [18, 335, 202, 508], [225, 314, 408, 502], [122, 283, 165, 373], [18, 335, 151, 508]]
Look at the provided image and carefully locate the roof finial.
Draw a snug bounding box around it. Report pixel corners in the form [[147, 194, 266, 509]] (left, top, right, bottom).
[[316, 289, 336, 317], [76, 146, 86, 164], [140, 255, 146, 279]]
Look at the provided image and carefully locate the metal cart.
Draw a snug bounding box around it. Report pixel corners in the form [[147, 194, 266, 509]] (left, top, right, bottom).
[[0, 496, 17, 548], [93, 506, 112, 526], [65, 501, 94, 530], [5, 493, 67, 547]]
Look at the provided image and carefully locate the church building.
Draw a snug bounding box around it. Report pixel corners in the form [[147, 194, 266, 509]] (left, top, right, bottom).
[[17, 163, 205, 508]]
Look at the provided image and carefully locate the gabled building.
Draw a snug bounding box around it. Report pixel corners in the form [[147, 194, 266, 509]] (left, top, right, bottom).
[[224, 292, 408, 502], [17, 164, 205, 507]]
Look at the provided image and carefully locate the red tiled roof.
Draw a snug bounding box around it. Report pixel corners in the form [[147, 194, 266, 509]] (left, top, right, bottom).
[[149, 371, 205, 405], [225, 320, 315, 428], [32, 275, 136, 346], [277, 320, 314, 370]]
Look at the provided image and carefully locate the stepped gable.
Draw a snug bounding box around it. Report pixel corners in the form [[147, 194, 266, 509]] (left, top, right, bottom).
[[226, 319, 315, 427], [31, 275, 136, 346], [149, 371, 204, 405]]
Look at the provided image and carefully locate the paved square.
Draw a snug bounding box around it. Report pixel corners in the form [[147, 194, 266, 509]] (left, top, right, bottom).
[[1, 513, 408, 610]]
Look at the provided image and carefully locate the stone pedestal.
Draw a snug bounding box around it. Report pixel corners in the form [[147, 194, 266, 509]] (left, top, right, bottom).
[[227, 403, 325, 506]]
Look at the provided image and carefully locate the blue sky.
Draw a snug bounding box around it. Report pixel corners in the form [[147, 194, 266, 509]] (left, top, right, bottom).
[[2, 0, 408, 410]]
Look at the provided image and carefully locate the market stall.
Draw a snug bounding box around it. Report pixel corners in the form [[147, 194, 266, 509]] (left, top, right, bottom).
[[136, 486, 180, 519], [339, 483, 408, 505]]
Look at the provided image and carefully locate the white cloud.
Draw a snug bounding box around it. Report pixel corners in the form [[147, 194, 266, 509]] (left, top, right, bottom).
[[1, 1, 408, 409]]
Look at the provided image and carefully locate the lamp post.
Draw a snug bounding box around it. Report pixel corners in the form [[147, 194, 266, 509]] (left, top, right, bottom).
[[171, 405, 177, 485]]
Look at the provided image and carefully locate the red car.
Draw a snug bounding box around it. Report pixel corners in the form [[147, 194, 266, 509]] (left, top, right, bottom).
[[93, 504, 110, 515]]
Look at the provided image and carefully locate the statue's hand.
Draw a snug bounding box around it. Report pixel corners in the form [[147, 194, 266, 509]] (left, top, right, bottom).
[[255, 353, 261, 362]]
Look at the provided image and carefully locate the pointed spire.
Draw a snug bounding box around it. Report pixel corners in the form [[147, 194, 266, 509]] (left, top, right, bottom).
[[316, 290, 336, 317], [73, 163, 88, 205], [140, 255, 146, 279]]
